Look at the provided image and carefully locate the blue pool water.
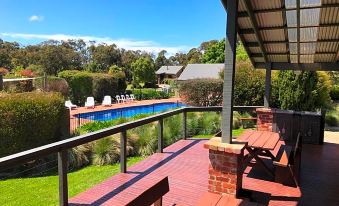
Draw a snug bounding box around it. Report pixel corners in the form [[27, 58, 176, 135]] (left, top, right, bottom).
[[78, 102, 185, 121]]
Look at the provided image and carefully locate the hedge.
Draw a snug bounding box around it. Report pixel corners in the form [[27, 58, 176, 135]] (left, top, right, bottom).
[[58, 70, 126, 104], [131, 89, 170, 100], [0, 92, 69, 157], [179, 79, 223, 106]]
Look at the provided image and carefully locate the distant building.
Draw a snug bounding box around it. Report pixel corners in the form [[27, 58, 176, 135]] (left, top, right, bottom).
[[177, 64, 224, 81], [155, 66, 184, 84]]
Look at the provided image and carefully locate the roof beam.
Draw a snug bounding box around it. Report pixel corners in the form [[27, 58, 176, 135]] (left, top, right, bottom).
[[255, 62, 339, 71], [244, 39, 339, 47], [297, 0, 301, 63], [250, 52, 337, 58], [238, 3, 339, 17], [243, 0, 268, 62], [239, 23, 339, 34]]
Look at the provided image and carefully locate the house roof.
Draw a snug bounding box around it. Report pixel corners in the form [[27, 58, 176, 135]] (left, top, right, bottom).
[[221, 0, 339, 71], [177, 64, 224, 80], [155, 66, 183, 75]]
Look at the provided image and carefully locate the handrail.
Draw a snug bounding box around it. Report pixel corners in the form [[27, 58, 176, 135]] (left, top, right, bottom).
[[0, 106, 262, 168], [0, 105, 263, 206]]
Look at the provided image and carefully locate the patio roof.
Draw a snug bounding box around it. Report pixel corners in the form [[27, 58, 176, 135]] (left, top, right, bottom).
[[221, 0, 339, 71]]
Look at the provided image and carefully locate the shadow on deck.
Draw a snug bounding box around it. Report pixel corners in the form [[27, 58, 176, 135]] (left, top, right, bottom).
[[69, 136, 339, 206]]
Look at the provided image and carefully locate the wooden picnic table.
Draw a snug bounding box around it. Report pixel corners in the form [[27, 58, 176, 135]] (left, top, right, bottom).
[[237, 130, 280, 177]]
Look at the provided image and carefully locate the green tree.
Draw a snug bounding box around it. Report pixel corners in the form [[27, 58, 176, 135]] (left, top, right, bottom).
[[155, 50, 170, 69], [201, 38, 225, 63], [89, 44, 121, 72], [131, 56, 155, 85]]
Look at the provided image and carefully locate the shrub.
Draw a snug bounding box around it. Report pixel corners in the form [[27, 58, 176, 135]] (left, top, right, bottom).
[[58, 70, 126, 104], [58, 70, 93, 105], [0, 67, 9, 75], [132, 89, 169, 100], [325, 112, 339, 127], [0, 92, 68, 157], [92, 137, 120, 165], [68, 143, 92, 169], [19, 69, 35, 78], [179, 79, 223, 106], [46, 76, 69, 96], [330, 85, 339, 100]]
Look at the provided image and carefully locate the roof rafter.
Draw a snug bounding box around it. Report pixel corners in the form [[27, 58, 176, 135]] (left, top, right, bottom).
[[255, 62, 339, 71], [250, 52, 337, 58], [243, 0, 268, 62], [239, 23, 339, 34], [238, 3, 339, 17], [244, 39, 339, 47]]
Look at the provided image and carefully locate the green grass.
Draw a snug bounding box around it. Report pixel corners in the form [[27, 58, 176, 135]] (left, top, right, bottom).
[[191, 128, 250, 139], [0, 156, 144, 206]]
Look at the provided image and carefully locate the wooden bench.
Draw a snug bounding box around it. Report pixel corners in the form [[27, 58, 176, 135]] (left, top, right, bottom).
[[239, 117, 257, 128], [273, 133, 302, 186], [126, 176, 169, 206]]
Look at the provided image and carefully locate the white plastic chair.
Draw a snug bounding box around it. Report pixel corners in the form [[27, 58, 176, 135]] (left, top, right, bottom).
[[120, 95, 127, 103], [129, 94, 136, 101], [125, 94, 132, 102], [116, 95, 122, 103], [85, 97, 95, 108], [65, 100, 77, 110], [102, 96, 112, 106]]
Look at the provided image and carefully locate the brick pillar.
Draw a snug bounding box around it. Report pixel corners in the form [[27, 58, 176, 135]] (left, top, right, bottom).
[[256, 108, 275, 131], [204, 137, 247, 197]]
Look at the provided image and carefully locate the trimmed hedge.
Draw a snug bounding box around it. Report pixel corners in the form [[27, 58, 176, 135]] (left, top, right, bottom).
[[131, 89, 170, 100], [0, 92, 69, 157], [179, 79, 223, 106], [58, 70, 126, 104]]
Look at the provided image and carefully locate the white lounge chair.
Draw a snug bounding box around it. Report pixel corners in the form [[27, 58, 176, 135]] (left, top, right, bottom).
[[102, 96, 112, 106], [116, 95, 122, 103], [65, 100, 77, 110], [120, 95, 127, 103], [128, 94, 136, 102], [85, 97, 95, 108]]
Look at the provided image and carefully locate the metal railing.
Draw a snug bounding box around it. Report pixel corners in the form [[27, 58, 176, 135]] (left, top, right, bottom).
[[0, 105, 262, 206]]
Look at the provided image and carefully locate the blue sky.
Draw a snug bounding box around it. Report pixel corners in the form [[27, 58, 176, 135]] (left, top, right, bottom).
[[0, 0, 226, 55]]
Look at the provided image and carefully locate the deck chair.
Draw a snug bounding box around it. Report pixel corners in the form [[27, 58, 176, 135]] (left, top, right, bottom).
[[65, 100, 77, 110], [85, 97, 95, 108], [115, 95, 122, 103], [129, 94, 136, 101], [102, 96, 112, 106], [125, 94, 132, 102], [120, 95, 127, 103]]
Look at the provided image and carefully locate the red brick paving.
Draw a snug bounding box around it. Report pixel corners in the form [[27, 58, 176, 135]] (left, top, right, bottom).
[[69, 136, 339, 206]]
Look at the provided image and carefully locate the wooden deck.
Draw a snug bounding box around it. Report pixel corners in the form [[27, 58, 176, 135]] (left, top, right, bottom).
[[69, 135, 339, 206]]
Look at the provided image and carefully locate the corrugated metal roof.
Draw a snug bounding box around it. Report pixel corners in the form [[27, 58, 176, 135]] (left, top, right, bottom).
[[177, 64, 223, 81], [230, 0, 339, 68], [155, 66, 183, 75]]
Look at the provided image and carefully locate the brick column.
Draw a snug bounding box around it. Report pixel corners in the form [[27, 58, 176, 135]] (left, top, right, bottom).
[[256, 108, 275, 131], [204, 137, 247, 197]]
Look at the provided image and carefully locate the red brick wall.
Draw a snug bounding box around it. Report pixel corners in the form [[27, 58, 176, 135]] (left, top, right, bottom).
[[207, 149, 243, 196], [256, 108, 275, 131]]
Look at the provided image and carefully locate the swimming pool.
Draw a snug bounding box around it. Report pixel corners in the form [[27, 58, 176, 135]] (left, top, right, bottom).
[[77, 102, 185, 121]]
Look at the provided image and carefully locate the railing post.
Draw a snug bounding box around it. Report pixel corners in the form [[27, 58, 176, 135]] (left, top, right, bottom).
[[158, 118, 164, 153], [0, 74, 3, 91], [183, 111, 187, 140], [120, 130, 127, 173], [58, 150, 68, 206], [43, 73, 47, 91]]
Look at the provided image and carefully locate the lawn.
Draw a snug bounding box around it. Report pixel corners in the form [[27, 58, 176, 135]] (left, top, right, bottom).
[[0, 156, 144, 206]]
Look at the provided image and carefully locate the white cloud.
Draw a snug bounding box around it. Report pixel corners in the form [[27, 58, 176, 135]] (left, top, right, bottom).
[[29, 15, 44, 22], [0, 33, 191, 55]]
